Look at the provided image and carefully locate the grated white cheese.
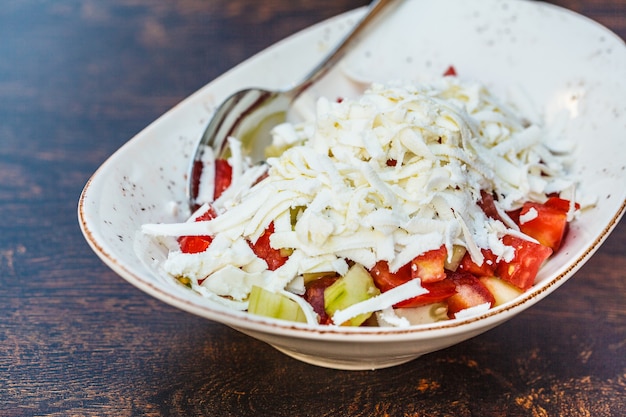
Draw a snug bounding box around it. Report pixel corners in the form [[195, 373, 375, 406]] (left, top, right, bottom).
[[376, 307, 412, 328], [453, 302, 492, 319], [140, 76, 576, 326], [519, 206, 539, 224]]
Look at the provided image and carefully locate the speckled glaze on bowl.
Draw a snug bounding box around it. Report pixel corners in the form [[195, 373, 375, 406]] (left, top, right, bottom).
[[79, 0, 626, 370]]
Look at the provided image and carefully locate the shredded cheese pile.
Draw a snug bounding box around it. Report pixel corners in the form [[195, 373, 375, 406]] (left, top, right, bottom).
[[141, 76, 573, 322]]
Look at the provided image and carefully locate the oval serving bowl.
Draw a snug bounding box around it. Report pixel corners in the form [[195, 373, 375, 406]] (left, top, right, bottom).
[[79, 0, 626, 370]]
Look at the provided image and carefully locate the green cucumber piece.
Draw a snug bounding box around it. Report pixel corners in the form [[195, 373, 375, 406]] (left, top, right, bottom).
[[324, 264, 380, 326], [248, 286, 306, 323], [444, 245, 467, 271]]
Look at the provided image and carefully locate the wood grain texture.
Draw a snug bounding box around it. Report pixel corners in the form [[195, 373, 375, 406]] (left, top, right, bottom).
[[1, 1, 624, 415]]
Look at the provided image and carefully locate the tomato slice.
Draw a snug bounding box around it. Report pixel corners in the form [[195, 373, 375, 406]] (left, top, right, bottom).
[[496, 235, 553, 290], [506, 207, 521, 225], [178, 207, 217, 254], [545, 196, 580, 212], [518, 197, 578, 251], [178, 236, 211, 254], [411, 245, 447, 283], [190, 158, 233, 211], [370, 258, 455, 307], [304, 276, 339, 325], [369, 261, 412, 292], [477, 190, 504, 222], [458, 248, 498, 278], [445, 271, 495, 318], [443, 65, 457, 76], [518, 202, 566, 251], [214, 159, 233, 200], [394, 279, 457, 308], [249, 222, 289, 271]]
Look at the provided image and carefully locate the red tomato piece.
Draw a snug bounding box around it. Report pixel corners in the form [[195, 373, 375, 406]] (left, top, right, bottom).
[[496, 235, 553, 290], [249, 222, 289, 271], [178, 206, 217, 254], [178, 236, 211, 254], [506, 207, 521, 225], [394, 279, 457, 308], [214, 159, 233, 200], [194, 207, 218, 222], [411, 245, 447, 283], [370, 258, 455, 307], [478, 190, 504, 222], [443, 65, 457, 76], [518, 201, 568, 251], [458, 248, 498, 278], [445, 271, 495, 318], [189, 158, 233, 211], [386, 159, 398, 167], [544, 196, 580, 212], [369, 261, 412, 292], [304, 276, 339, 325]]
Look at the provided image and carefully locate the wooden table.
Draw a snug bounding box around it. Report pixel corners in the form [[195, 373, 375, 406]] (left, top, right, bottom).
[[1, 1, 624, 415]]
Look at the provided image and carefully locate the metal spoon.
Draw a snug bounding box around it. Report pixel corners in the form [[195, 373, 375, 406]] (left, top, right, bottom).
[[188, 0, 398, 207]]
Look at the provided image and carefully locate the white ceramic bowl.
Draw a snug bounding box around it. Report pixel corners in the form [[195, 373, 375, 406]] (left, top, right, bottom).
[[79, 0, 626, 370]]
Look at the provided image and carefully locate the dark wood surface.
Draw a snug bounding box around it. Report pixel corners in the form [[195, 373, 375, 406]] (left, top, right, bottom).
[[1, 1, 625, 415]]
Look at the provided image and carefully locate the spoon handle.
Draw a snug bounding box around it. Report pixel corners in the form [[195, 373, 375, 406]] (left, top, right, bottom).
[[290, 0, 399, 97]]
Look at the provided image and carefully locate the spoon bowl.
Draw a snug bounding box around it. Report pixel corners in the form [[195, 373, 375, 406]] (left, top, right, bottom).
[[190, 88, 290, 203], [187, 0, 398, 208]]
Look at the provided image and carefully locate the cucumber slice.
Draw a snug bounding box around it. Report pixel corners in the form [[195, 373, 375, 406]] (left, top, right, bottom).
[[324, 264, 380, 326], [248, 286, 307, 323], [445, 245, 467, 271]]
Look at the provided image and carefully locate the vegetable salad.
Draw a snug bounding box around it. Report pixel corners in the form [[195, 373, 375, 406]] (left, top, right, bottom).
[[141, 68, 578, 327]]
